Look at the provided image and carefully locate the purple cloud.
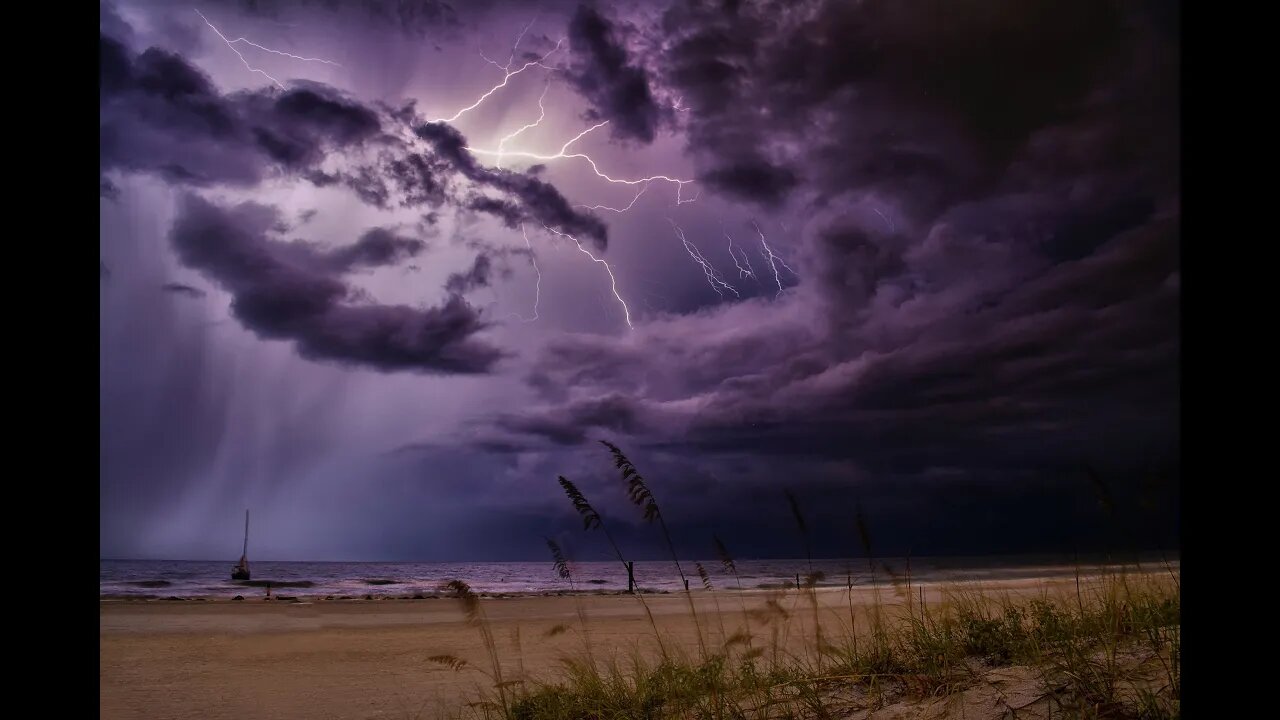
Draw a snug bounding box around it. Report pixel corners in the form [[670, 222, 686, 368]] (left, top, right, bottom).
[[169, 194, 504, 374]]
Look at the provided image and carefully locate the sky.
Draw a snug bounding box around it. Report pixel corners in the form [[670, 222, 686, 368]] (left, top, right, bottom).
[[100, 0, 1180, 562]]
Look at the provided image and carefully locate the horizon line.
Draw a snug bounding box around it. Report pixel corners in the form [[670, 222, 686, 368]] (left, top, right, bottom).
[[99, 550, 1180, 565]]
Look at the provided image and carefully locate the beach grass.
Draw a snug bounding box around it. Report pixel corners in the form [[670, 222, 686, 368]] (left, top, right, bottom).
[[431, 443, 1179, 720], [432, 570, 1178, 719]]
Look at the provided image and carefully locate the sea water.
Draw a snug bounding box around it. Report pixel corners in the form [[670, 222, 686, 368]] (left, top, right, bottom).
[[100, 553, 1177, 599]]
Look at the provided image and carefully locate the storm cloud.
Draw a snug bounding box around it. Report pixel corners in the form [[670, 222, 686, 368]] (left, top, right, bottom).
[[483, 0, 1179, 510], [414, 121, 610, 246], [100, 25, 606, 246], [168, 194, 503, 374], [565, 4, 665, 144], [100, 32, 384, 187], [659, 0, 1176, 213], [101, 0, 1178, 561]]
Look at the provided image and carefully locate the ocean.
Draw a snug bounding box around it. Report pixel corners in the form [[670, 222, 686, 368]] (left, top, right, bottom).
[[100, 554, 1177, 599]]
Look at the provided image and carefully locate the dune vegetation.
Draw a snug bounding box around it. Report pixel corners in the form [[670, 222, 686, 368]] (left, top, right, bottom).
[[429, 442, 1180, 720]]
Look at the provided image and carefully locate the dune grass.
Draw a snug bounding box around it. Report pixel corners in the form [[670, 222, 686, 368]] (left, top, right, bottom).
[[429, 443, 1179, 720]]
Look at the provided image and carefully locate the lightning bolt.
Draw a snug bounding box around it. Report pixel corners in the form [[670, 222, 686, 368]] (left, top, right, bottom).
[[506, 223, 541, 322], [495, 81, 551, 169], [671, 220, 738, 299], [676, 188, 701, 205], [465, 120, 695, 204], [410, 20, 699, 285], [223, 36, 340, 66], [753, 221, 797, 298], [194, 9, 340, 90], [426, 36, 563, 125], [191, 12, 699, 328], [196, 10, 284, 88], [480, 17, 538, 72], [872, 207, 895, 233], [724, 229, 757, 280], [576, 181, 651, 214], [541, 226, 632, 329]]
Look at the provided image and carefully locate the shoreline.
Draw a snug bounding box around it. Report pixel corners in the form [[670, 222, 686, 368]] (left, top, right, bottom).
[[99, 570, 1178, 616], [101, 565, 1178, 601], [100, 561, 1180, 603], [101, 571, 1177, 719]]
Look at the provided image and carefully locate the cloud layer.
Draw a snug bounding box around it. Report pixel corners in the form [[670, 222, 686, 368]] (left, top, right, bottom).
[[565, 5, 666, 143], [169, 194, 504, 373], [101, 17, 611, 375], [100, 0, 1179, 559], [484, 0, 1180, 493]]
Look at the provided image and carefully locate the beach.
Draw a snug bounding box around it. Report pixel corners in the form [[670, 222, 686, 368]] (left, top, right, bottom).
[[100, 572, 1172, 719]]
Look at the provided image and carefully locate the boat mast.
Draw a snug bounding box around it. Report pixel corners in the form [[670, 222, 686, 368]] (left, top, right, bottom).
[[242, 509, 249, 559]]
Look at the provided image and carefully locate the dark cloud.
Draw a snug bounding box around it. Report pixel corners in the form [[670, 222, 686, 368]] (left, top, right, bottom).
[[467, 197, 523, 229], [499, 209, 1177, 486], [377, 153, 449, 208], [323, 227, 427, 272], [211, 0, 461, 35], [565, 4, 664, 143], [481, 0, 1180, 517], [161, 282, 207, 298], [444, 253, 493, 294], [169, 194, 504, 374], [99, 25, 597, 252], [412, 122, 477, 170], [486, 392, 650, 446], [274, 86, 382, 143], [698, 156, 798, 207], [1045, 196, 1156, 263], [415, 122, 610, 247], [309, 123, 607, 245], [660, 0, 1173, 215], [101, 0, 1179, 560], [100, 35, 384, 188], [489, 172, 608, 248]]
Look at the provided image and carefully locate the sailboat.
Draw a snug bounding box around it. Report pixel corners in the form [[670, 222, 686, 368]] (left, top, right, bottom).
[[231, 509, 251, 581]]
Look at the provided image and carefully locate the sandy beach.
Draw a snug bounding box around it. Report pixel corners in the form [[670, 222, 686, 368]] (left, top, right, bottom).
[[101, 574, 1153, 720]]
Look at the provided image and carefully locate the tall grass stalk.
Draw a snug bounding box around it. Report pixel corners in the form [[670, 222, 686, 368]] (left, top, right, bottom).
[[438, 579, 509, 715], [556, 475, 667, 658], [544, 538, 594, 668], [600, 440, 708, 659], [714, 533, 754, 653], [695, 562, 728, 646], [784, 489, 825, 668]]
